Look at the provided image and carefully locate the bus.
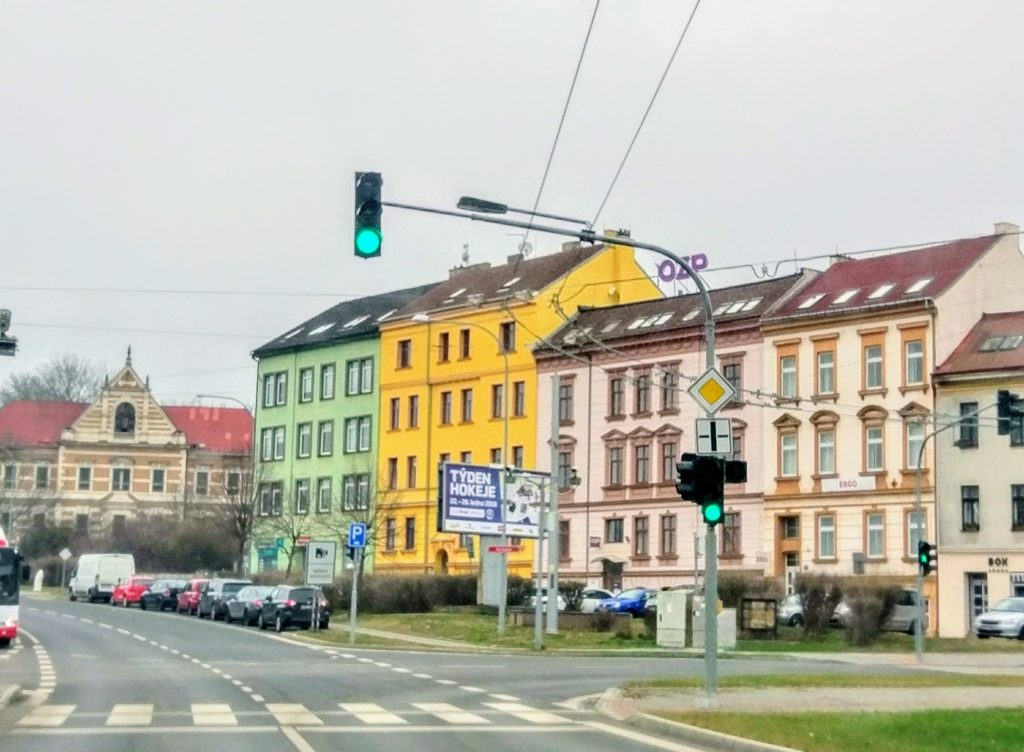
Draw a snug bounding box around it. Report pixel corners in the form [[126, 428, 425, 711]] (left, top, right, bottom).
[[0, 526, 28, 648]]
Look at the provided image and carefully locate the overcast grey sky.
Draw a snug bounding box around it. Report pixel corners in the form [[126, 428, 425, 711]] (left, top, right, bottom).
[[2, 1, 1022, 407]]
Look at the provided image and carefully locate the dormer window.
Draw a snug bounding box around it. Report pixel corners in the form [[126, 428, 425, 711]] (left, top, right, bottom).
[[114, 403, 136, 435]]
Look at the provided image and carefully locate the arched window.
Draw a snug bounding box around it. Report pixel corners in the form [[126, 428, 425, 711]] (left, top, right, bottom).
[[114, 402, 135, 435]]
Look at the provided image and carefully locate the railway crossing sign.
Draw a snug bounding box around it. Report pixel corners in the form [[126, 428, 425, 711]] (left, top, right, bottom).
[[687, 367, 736, 415], [695, 417, 734, 455]]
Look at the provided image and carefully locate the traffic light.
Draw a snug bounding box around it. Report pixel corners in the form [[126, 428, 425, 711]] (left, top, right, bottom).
[[694, 455, 725, 527], [997, 389, 1024, 436], [354, 171, 383, 258], [675, 453, 698, 501], [917, 540, 937, 575]]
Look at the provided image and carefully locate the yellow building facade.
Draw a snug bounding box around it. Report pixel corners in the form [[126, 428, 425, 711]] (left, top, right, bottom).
[[375, 239, 660, 576]]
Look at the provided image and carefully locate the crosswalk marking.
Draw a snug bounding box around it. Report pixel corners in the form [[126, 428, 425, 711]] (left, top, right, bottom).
[[18, 704, 76, 727], [339, 703, 407, 725], [266, 703, 323, 726], [412, 702, 489, 725], [191, 703, 237, 726], [483, 702, 570, 725], [106, 704, 153, 726]]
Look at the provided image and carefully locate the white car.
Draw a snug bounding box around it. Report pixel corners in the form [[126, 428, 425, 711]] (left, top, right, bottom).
[[974, 598, 1024, 639], [528, 590, 567, 611], [580, 587, 614, 613]]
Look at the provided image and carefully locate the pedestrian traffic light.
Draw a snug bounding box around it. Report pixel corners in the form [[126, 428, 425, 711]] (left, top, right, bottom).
[[346, 546, 356, 562], [917, 540, 937, 575], [675, 453, 698, 501], [354, 171, 382, 258], [997, 389, 1024, 436]]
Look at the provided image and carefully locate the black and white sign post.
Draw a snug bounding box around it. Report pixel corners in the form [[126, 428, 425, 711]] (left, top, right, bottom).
[[305, 540, 337, 634]]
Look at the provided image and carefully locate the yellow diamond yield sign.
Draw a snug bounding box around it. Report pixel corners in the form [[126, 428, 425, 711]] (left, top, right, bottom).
[[688, 367, 737, 415]]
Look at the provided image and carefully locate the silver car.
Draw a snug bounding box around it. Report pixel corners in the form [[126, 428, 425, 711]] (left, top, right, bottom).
[[973, 597, 1024, 639]]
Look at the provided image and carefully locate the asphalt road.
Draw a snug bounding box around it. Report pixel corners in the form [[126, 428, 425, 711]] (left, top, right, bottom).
[[0, 594, 915, 751]]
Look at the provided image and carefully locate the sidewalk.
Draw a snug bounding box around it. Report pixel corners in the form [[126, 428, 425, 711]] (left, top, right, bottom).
[[748, 650, 1024, 675]]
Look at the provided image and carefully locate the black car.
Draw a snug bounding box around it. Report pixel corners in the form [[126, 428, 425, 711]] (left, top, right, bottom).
[[197, 579, 253, 620], [257, 585, 329, 632], [139, 578, 187, 611], [225, 585, 272, 626]]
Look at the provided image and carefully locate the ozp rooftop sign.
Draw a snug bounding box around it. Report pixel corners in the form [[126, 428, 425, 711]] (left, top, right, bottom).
[[655, 253, 709, 282]]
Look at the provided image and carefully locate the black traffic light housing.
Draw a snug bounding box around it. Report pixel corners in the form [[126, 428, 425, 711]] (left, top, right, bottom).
[[354, 171, 383, 258], [997, 389, 1024, 436], [675, 453, 698, 501], [917, 540, 937, 575]]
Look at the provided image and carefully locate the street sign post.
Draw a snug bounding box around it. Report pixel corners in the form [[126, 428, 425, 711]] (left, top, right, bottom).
[[695, 417, 733, 455], [687, 368, 736, 415], [348, 523, 367, 549], [487, 545, 522, 554], [305, 540, 337, 586], [59, 547, 72, 589]]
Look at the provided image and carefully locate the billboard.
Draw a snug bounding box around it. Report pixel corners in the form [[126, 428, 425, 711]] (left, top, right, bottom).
[[438, 462, 546, 539]]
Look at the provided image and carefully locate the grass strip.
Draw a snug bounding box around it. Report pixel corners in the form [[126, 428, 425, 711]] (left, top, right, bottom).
[[626, 672, 1024, 694]]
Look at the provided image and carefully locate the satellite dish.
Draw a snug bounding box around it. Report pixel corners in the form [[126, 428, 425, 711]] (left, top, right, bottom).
[[520, 241, 533, 257]]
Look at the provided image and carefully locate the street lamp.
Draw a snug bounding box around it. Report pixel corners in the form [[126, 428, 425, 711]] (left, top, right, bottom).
[[195, 394, 253, 414]]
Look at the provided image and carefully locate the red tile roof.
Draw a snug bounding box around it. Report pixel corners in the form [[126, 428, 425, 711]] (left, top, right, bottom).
[[766, 235, 998, 320], [164, 406, 253, 454], [0, 401, 87, 447], [935, 312, 1024, 376]]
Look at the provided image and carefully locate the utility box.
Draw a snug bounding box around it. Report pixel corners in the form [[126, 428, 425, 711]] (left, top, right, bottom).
[[656, 590, 691, 648], [691, 599, 737, 650]]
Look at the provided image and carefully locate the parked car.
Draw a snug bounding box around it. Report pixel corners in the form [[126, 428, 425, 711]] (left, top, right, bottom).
[[111, 575, 155, 607], [257, 585, 330, 632], [778, 593, 805, 627], [176, 579, 209, 615], [580, 588, 614, 613], [973, 597, 1024, 639], [225, 585, 272, 626], [68, 553, 135, 603], [832, 589, 928, 634], [139, 578, 187, 611], [595, 587, 657, 618], [197, 579, 252, 620], [528, 589, 567, 611]]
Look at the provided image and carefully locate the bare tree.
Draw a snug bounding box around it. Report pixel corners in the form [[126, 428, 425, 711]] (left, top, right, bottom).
[[327, 470, 404, 581], [255, 482, 316, 578], [210, 458, 262, 573], [0, 354, 106, 405], [0, 446, 59, 544]]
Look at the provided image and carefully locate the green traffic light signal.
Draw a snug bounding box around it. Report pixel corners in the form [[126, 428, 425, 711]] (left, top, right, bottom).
[[355, 227, 382, 256], [354, 171, 382, 259], [702, 501, 724, 526]]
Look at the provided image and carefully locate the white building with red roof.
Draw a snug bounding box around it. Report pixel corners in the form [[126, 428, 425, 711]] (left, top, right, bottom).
[[0, 354, 252, 544]]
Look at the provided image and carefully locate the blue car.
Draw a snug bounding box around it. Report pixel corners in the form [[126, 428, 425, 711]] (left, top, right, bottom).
[[595, 587, 657, 618]]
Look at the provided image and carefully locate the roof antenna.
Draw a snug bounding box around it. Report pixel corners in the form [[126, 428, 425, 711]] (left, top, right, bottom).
[[461, 244, 470, 267]]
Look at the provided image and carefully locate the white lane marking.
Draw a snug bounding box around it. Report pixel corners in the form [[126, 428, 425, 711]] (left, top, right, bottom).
[[232, 680, 243, 686], [484, 702, 571, 725], [392, 667, 412, 674], [241, 686, 253, 693], [148, 640, 159, 646], [21, 630, 40, 644], [338, 654, 355, 659], [191, 658, 201, 664], [201, 663, 211, 669], [105, 704, 153, 727], [412, 702, 489, 725], [251, 694, 264, 702], [170, 649, 180, 654], [116, 628, 131, 635], [266, 703, 323, 726], [435, 679, 457, 685], [222, 673, 233, 680], [18, 705, 76, 727], [459, 686, 486, 693], [98, 623, 113, 630], [373, 661, 392, 668], [79, 618, 94, 624], [339, 703, 408, 725], [489, 693, 520, 701], [281, 726, 317, 752], [357, 657, 373, 663], [45, 610, 58, 616], [412, 673, 432, 679], [191, 703, 237, 726], [132, 635, 146, 642]]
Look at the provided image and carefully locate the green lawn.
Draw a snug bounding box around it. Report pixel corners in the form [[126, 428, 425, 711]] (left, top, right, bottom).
[[661, 709, 1023, 752], [739, 626, 1024, 653], [626, 672, 1024, 695]]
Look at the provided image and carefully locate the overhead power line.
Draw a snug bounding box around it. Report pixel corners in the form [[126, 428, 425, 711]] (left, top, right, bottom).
[[0, 285, 363, 299]]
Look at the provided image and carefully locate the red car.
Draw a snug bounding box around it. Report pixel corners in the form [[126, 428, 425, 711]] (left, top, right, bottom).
[[111, 575, 154, 607], [176, 579, 209, 615]]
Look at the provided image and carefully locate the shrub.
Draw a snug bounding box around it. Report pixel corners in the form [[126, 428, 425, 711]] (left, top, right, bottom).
[[795, 574, 843, 636], [591, 611, 615, 633], [843, 586, 900, 646], [328, 574, 478, 614], [641, 607, 658, 639], [506, 574, 535, 607], [30, 554, 67, 589], [559, 580, 586, 611]]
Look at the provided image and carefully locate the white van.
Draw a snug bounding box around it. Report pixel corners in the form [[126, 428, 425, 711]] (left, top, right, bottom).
[[68, 554, 136, 603]]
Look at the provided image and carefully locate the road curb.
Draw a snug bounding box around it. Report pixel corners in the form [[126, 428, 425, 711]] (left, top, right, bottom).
[[0, 685, 22, 709]]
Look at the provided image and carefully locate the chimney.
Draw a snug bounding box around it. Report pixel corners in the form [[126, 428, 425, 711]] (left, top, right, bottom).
[[995, 221, 1019, 235], [506, 253, 522, 264], [561, 240, 582, 253]]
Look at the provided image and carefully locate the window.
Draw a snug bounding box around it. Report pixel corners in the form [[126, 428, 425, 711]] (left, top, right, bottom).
[[907, 420, 925, 469], [404, 517, 416, 550], [817, 514, 836, 559], [397, 339, 412, 368], [35, 465, 49, 491], [660, 367, 679, 411], [295, 479, 310, 514], [958, 402, 979, 448], [388, 398, 400, 431], [317, 477, 332, 513], [961, 486, 980, 530], [780, 433, 798, 477], [633, 516, 649, 557], [275, 373, 287, 406], [723, 512, 741, 556], [460, 388, 473, 423], [559, 520, 570, 561], [816, 351, 835, 395], [77, 466, 91, 491], [780, 355, 797, 398], [661, 441, 677, 483], [112, 467, 131, 492], [817, 429, 835, 475], [557, 451, 573, 491], [489, 448, 502, 464], [151, 468, 164, 493], [781, 515, 800, 539], [867, 512, 884, 558], [605, 517, 624, 544], [261, 428, 273, 461], [263, 373, 276, 408], [318, 420, 334, 456], [907, 509, 926, 552], [195, 469, 209, 496], [2, 464, 14, 490], [660, 515, 677, 555], [558, 381, 574, 423], [634, 444, 650, 485], [297, 422, 312, 458], [226, 471, 240, 496], [459, 329, 470, 359], [406, 456, 417, 488], [272, 426, 285, 460], [439, 453, 450, 466], [608, 447, 624, 486], [114, 402, 135, 434], [865, 345, 883, 389], [408, 395, 420, 428], [438, 331, 450, 362], [634, 374, 651, 414], [460, 450, 472, 463], [905, 340, 924, 385], [346, 357, 374, 395], [440, 391, 453, 425], [513, 381, 526, 417], [866, 425, 884, 472], [320, 364, 335, 400], [491, 384, 504, 419], [344, 417, 371, 453], [723, 363, 742, 404], [259, 482, 284, 516], [512, 446, 524, 468], [385, 518, 397, 551], [609, 375, 625, 417], [386, 458, 399, 490], [500, 321, 516, 352], [343, 474, 370, 511], [299, 367, 314, 402], [1012, 485, 1024, 531]]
